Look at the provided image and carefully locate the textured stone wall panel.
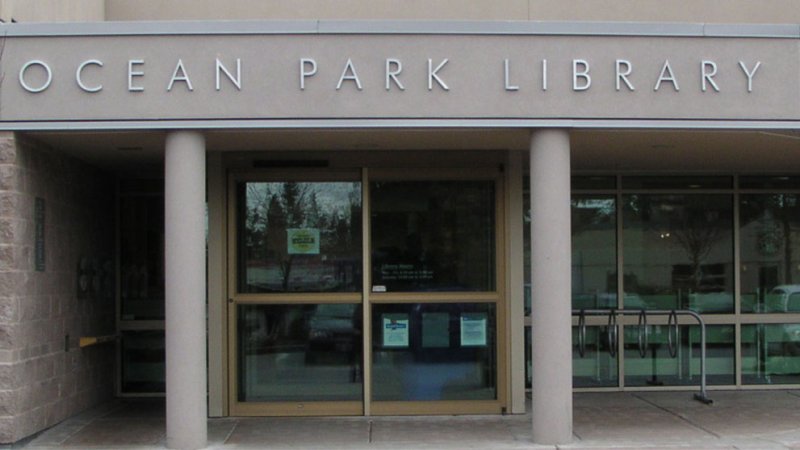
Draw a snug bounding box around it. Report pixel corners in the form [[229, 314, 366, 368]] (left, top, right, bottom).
[[0, 133, 116, 444]]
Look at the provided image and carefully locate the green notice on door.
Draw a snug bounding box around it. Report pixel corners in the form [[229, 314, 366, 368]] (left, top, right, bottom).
[[287, 228, 320, 255]]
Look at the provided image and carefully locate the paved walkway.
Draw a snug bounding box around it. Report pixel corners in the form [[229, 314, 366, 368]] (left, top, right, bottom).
[[8, 390, 800, 449]]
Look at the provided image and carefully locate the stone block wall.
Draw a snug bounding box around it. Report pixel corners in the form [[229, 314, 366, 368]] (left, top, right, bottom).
[[0, 132, 115, 444]]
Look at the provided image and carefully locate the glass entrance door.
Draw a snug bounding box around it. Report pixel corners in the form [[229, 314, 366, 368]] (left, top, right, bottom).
[[229, 173, 364, 415], [367, 173, 506, 414], [228, 168, 505, 416]]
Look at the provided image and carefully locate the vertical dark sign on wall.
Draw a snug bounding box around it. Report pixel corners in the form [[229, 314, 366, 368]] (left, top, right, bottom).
[[34, 197, 45, 271]]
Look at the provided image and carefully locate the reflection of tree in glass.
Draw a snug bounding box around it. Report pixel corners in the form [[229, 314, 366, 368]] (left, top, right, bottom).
[[742, 195, 799, 284], [571, 197, 615, 236], [624, 194, 733, 309], [244, 182, 360, 292], [671, 198, 725, 291]]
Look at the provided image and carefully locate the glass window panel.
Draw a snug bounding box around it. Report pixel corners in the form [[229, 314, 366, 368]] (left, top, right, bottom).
[[572, 325, 619, 387], [742, 324, 800, 385], [525, 191, 617, 314], [119, 178, 164, 194], [740, 195, 800, 313], [622, 194, 734, 313], [121, 330, 165, 393], [525, 327, 531, 389], [527, 324, 620, 388], [572, 176, 616, 190], [524, 179, 531, 316], [622, 176, 732, 190], [372, 303, 496, 401], [237, 181, 362, 293], [120, 195, 165, 320], [370, 181, 495, 292], [740, 176, 800, 190], [573, 196, 617, 309], [238, 304, 363, 402], [624, 324, 734, 386]]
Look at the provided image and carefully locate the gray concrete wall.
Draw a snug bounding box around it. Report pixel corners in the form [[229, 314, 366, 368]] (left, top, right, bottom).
[[0, 0, 796, 27], [104, 0, 800, 23], [0, 132, 115, 444], [0, 0, 104, 22]]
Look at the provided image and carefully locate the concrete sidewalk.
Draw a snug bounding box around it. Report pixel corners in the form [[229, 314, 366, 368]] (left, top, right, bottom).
[[11, 390, 800, 449]]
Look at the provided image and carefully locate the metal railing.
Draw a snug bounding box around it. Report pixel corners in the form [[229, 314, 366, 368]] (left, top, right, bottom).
[[572, 308, 713, 405]]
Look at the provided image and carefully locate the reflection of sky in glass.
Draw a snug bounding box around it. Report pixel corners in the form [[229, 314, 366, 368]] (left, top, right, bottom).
[[574, 198, 614, 212], [246, 182, 360, 227]]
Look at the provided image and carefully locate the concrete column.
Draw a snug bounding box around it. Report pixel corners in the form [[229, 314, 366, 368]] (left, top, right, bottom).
[[165, 131, 207, 450], [529, 129, 573, 445]]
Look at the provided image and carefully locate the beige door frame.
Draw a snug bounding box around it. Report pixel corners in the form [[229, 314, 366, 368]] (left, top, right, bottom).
[[226, 167, 508, 416]]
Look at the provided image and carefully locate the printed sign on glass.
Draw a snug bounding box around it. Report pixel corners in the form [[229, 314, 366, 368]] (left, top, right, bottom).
[[382, 313, 409, 348], [460, 313, 487, 347], [286, 228, 320, 255]]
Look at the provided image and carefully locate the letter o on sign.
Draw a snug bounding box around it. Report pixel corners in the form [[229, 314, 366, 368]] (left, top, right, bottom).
[[19, 60, 53, 93]]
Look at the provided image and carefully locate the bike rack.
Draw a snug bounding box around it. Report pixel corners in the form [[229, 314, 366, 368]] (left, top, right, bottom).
[[572, 308, 713, 405]]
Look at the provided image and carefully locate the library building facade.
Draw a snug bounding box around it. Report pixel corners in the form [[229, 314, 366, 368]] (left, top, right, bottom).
[[0, 2, 799, 448]]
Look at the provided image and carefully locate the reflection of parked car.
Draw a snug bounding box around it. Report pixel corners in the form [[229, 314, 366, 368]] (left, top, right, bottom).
[[765, 285, 800, 356], [768, 285, 800, 312], [307, 304, 360, 357]]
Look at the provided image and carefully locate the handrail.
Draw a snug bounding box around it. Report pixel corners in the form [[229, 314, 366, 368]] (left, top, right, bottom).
[[79, 334, 119, 348], [571, 308, 713, 405]]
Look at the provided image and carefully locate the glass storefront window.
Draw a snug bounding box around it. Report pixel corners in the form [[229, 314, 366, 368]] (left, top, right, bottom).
[[572, 176, 616, 190], [624, 324, 734, 386], [572, 196, 617, 309], [120, 194, 165, 320], [371, 303, 496, 401], [742, 324, 800, 384], [121, 330, 165, 393], [740, 176, 800, 190], [525, 327, 531, 389], [572, 325, 619, 387], [622, 176, 732, 190], [740, 195, 800, 313], [525, 192, 618, 388], [622, 194, 734, 313], [522, 175, 800, 391], [237, 304, 363, 402], [370, 180, 495, 292], [524, 191, 617, 313], [237, 181, 362, 293]]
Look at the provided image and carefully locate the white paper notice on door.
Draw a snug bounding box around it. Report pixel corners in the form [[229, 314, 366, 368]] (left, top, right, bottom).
[[460, 313, 487, 347], [383, 313, 410, 348]]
